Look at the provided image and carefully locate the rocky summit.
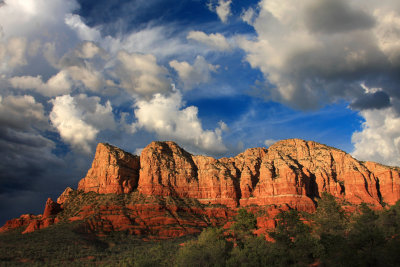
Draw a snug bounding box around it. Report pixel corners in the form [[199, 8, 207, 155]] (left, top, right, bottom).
[[2, 139, 400, 238]]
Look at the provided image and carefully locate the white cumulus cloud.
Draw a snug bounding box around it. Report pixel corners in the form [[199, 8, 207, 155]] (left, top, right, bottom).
[[0, 0, 82, 79], [0, 0, 78, 38], [5, 37, 27, 68], [169, 56, 219, 90], [116, 51, 172, 98], [50, 94, 115, 153], [241, 7, 256, 25], [216, 0, 232, 23], [208, 0, 232, 23], [64, 14, 101, 42], [187, 31, 231, 51], [9, 71, 72, 97], [75, 41, 106, 59], [352, 107, 400, 166], [0, 37, 28, 73], [66, 65, 105, 92]]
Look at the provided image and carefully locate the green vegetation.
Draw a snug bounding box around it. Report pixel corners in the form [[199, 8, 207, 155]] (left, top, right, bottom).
[[2, 193, 400, 266], [176, 228, 232, 267], [0, 222, 190, 266]]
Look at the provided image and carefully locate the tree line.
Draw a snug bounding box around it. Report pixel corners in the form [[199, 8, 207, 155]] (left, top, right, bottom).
[[175, 193, 400, 267]]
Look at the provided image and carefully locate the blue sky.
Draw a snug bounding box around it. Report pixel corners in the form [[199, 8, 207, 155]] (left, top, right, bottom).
[[1, 0, 400, 223]]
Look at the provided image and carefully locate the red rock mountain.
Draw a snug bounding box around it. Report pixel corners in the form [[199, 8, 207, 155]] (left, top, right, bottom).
[[2, 139, 400, 238]]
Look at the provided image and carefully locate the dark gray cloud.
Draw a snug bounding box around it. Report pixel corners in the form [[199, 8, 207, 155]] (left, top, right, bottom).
[[350, 91, 391, 110], [0, 94, 58, 192], [0, 153, 91, 225], [0, 125, 92, 225], [305, 0, 375, 34], [0, 131, 58, 191], [0, 191, 47, 225]]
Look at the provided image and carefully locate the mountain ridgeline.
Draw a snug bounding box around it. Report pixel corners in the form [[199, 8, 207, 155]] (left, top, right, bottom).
[[79, 139, 400, 208], [1, 139, 400, 238]]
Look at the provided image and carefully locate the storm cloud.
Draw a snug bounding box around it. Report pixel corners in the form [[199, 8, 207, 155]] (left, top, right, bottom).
[[304, 0, 376, 34], [239, 0, 400, 110]]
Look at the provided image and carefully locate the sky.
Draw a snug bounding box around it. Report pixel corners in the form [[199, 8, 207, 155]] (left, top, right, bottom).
[[1, 0, 400, 224]]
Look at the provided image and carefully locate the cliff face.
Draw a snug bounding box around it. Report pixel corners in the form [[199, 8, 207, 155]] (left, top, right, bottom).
[[2, 139, 400, 237], [242, 139, 382, 209], [73, 139, 400, 209], [138, 141, 241, 207], [364, 161, 400, 205], [78, 143, 140, 194], [135, 139, 398, 210]]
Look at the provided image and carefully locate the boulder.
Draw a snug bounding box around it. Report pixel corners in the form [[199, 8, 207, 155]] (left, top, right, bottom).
[[43, 198, 62, 218], [57, 187, 74, 205]]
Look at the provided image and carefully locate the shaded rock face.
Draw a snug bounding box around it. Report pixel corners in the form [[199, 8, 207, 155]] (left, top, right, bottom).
[[78, 143, 140, 194], [43, 198, 62, 218]]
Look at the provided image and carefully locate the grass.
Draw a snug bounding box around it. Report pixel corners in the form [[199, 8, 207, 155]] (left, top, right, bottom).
[[0, 221, 194, 266]]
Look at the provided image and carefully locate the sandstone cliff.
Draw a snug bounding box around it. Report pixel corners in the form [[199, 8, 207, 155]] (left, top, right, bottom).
[[135, 139, 398, 210], [2, 139, 400, 238], [78, 143, 140, 194], [77, 139, 400, 211], [138, 141, 240, 207], [240, 139, 383, 210]]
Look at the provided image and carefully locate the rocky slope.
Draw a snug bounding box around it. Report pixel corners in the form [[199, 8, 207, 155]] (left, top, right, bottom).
[[2, 139, 400, 238]]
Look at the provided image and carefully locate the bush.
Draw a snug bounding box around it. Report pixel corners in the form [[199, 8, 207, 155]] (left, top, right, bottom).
[[227, 236, 271, 267], [231, 208, 257, 234], [269, 209, 319, 266], [175, 228, 232, 267]]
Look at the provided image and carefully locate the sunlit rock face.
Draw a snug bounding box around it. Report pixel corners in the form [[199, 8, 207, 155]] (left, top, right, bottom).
[[137, 139, 397, 211], [78, 143, 140, 194], [363, 161, 400, 205], [242, 139, 383, 210], [138, 141, 240, 207]]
